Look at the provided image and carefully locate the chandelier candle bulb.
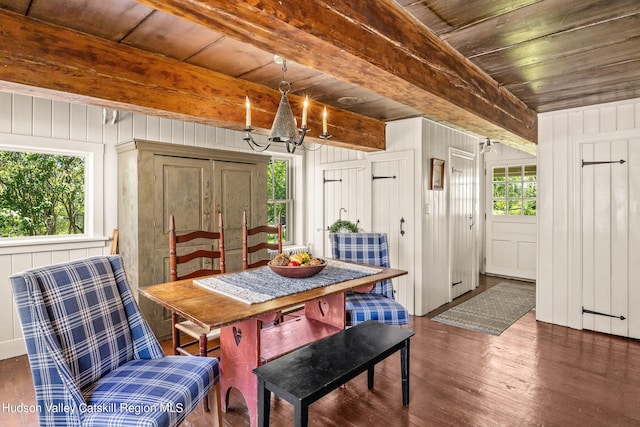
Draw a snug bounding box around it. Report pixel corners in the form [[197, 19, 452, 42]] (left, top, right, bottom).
[[245, 96, 251, 128], [302, 95, 309, 128], [322, 107, 328, 134]]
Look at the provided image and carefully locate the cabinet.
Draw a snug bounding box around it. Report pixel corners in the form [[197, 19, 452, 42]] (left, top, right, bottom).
[[116, 140, 269, 338]]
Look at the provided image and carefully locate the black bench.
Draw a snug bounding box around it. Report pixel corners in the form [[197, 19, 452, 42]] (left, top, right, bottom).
[[252, 320, 414, 427]]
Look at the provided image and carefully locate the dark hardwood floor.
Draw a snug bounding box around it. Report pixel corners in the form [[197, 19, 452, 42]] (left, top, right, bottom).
[[2, 275, 640, 426]]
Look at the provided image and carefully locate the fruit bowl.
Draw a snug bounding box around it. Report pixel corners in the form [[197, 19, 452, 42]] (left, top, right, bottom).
[[268, 259, 327, 278]]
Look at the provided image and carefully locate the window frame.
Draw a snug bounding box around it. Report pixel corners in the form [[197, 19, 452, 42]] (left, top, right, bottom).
[[0, 133, 104, 249], [491, 163, 537, 217], [267, 155, 293, 246]]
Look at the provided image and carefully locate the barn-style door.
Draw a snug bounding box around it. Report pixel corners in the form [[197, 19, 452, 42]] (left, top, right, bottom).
[[579, 137, 640, 338]]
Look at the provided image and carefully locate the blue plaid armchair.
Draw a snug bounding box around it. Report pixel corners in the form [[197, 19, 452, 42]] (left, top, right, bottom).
[[330, 233, 409, 326], [10, 255, 221, 427]]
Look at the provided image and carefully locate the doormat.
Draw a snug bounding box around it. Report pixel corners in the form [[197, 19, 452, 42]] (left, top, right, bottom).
[[431, 282, 535, 336]]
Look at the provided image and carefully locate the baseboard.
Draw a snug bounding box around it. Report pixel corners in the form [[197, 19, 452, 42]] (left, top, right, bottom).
[[0, 339, 26, 360]]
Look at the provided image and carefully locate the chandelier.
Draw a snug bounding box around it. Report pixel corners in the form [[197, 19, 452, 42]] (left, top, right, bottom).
[[244, 56, 331, 153]]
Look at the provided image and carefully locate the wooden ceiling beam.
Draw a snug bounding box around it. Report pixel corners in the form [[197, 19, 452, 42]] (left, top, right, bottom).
[[136, 0, 538, 150], [0, 9, 385, 151]]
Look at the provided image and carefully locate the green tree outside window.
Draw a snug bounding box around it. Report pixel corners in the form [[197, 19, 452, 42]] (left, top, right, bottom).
[[492, 164, 536, 217], [0, 150, 85, 237], [267, 158, 292, 244]]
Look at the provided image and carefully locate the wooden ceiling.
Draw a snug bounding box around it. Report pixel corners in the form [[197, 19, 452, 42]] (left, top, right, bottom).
[[0, 0, 638, 152]]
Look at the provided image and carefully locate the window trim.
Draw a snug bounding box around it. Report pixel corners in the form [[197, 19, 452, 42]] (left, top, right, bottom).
[[267, 155, 294, 246], [491, 163, 537, 217], [0, 133, 104, 246]]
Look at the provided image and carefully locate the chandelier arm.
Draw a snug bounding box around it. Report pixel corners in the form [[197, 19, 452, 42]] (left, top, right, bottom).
[[244, 129, 272, 152], [299, 132, 331, 151]]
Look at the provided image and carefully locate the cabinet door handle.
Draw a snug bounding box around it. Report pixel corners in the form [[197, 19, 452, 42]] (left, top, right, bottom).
[[400, 217, 406, 236]]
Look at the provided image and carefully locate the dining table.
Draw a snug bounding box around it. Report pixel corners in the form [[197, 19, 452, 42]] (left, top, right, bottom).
[[139, 259, 408, 427]]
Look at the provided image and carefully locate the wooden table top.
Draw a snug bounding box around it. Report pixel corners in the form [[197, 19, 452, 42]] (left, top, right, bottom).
[[139, 263, 407, 331]]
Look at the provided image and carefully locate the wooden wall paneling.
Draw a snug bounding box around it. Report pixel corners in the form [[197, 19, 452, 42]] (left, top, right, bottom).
[[593, 141, 612, 333], [87, 106, 104, 143], [583, 108, 600, 135], [600, 106, 617, 133], [0, 91, 11, 133], [610, 139, 628, 337], [103, 112, 118, 144], [13, 94, 32, 136], [581, 142, 595, 331], [551, 115, 569, 326], [567, 110, 583, 329], [70, 103, 87, 142], [629, 138, 640, 338], [32, 252, 52, 269], [536, 114, 554, 323], [308, 149, 323, 256], [146, 115, 161, 141], [195, 123, 206, 148], [32, 97, 52, 138], [51, 100, 70, 140], [51, 250, 71, 265], [0, 255, 12, 343], [184, 121, 196, 145], [11, 253, 31, 338], [539, 97, 640, 336], [206, 125, 219, 149], [159, 117, 172, 143], [617, 104, 635, 130], [171, 120, 184, 145]]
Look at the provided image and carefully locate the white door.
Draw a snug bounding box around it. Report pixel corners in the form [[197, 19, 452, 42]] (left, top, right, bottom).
[[484, 160, 537, 280], [580, 138, 638, 337], [368, 153, 415, 313], [449, 148, 476, 299]]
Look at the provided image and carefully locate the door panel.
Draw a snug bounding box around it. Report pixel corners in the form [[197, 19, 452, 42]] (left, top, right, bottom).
[[215, 161, 263, 272], [485, 160, 537, 280], [150, 155, 212, 336], [581, 139, 629, 336], [449, 150, 475, 299], [153, 156, 212, 251], [369, 153, 414, 314]]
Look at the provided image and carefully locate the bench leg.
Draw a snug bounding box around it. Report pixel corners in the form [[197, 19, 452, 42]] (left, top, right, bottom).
[[294, 400, 309, 427], [367, 366, 375, 389], [401, 339, 411, 406], [257, 378, 271, 427]]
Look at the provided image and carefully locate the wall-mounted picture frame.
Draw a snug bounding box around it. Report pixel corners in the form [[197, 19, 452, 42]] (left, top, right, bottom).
[[430, 158, 445, 190]]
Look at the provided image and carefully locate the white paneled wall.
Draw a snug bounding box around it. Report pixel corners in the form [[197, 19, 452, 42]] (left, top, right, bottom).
[[0, 91, 287, 359], [538, 97, 640, 335], [306, 117, 479, 316]]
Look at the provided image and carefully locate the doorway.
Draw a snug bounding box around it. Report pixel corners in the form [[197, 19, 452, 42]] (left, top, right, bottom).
[[449, 148, 476, 300], [367, 151, 415, 312]]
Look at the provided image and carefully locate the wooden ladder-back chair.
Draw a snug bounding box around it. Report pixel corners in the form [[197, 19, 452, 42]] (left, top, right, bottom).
[[242, 210, 284, 325], [241, 209, 283, 269], [169, 213, 225, 372]]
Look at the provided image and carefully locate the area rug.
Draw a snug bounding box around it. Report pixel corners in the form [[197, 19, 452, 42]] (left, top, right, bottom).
[[431, 282, 535, 336]]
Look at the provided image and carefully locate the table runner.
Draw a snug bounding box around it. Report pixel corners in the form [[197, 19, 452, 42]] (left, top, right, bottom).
[[194, 259, 382, 304]]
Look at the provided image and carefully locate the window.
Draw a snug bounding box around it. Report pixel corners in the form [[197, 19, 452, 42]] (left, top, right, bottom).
[[0, 150, 85, 237], [267, 157, 292, 243], [0, 134, 103, 243], [492, 164, 536, 216]]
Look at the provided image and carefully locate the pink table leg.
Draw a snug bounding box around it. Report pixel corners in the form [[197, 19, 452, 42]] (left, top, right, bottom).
[[220, 318, 261, 426], [220, 292, 346, 426]]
